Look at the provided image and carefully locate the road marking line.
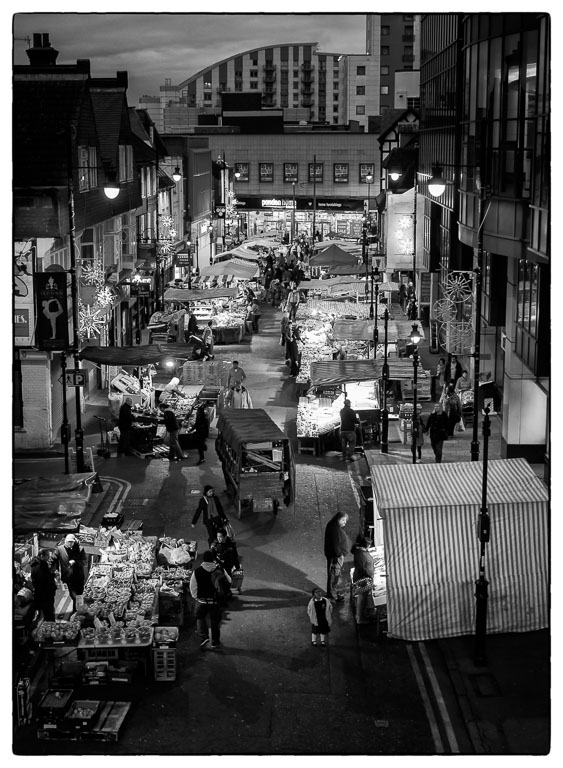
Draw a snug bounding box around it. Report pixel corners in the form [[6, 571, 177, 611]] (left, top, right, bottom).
[[418, 641, 460, 753], [407, 644, 445, 753]]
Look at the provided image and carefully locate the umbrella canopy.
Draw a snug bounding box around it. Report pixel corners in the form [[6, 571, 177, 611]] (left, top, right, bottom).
[[309, 244, 359, 268], [200, 260, 258, 279]]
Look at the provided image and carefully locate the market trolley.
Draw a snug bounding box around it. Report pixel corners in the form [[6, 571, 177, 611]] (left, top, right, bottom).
[[215, 409, 295, 519]]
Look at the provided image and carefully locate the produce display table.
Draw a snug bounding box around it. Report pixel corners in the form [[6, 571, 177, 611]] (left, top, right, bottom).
[[214, 324, 245, 344]]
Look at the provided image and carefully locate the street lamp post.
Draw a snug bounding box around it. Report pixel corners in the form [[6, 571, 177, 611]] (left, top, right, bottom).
[[381, 308, 390, 453], [475, 406, 491, 666], [186, 240, 192, 289], [292, 181, 296, 242], [370, 259, 379, 357], [312, 154, 317, 247], [410, 323, 421, 465], [195, 236, 199, 276]]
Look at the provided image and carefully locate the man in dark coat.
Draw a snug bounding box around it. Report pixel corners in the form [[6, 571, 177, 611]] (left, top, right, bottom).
[[54, 535, 86, 611], [423, 404, 450, 463], [339, 398, 359, 461], [117, 396, 135, 456], [192, 485, 229, 546], [324, 512, 349, 602], [30, 549, 57, 621], [163, 406, 185, 461], [189, 550, 224, 649]]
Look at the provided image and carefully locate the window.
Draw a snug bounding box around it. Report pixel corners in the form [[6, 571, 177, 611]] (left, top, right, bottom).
[[251, 57, 258, 66], [333, 81, 339, 90], [118, 145, 134, 183], [514, 259, 549, 375], [250, 70, 258, 78], [250, 82, 258, 90], [333, 163, 349, 183], [381, 65, 389, 75], [333, 69, 339, 77], [382, 26, 390, 35], [356, 105, 365, 115], [308, 162, 323, 183], [235, 162, 249, 182], [357, 66, 366, 76], [293, 69, 299, 78], [204, 92, 212, 101], [356, 86, 365, 95], [381, 46, 390, 56], [284, 163, 298, 183], [203, 80, 212, 89], [259, 163, 274, 183], [380, 86, 389, 95], [78, 146, 98, 192]]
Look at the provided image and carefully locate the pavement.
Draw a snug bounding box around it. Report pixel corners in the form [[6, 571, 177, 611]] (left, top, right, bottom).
[[13, 300, 552, 756]]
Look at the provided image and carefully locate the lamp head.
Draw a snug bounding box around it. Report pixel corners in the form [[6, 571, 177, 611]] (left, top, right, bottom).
[[410, 323, 421, 345], [365, 174, 373, 184], [428, 165, 446, 197], [103, 171, 120, 199], [172, 166, 182, 182]]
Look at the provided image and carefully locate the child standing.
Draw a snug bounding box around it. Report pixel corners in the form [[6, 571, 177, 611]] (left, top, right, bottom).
[[307, 588, 333, 647]]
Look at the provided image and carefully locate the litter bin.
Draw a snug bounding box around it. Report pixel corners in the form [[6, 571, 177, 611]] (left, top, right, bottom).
[[359, 485, 374, 539]]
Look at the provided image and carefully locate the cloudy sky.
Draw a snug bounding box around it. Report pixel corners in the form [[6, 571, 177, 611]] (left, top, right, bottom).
[[12, 7, 369, 106]]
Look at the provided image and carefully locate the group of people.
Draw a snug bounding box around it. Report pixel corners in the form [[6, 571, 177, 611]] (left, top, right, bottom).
[[28, 534, 87, 622]]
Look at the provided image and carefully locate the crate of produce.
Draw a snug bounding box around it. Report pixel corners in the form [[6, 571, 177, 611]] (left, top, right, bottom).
[[64, 699, 101, 730], [36, 689, 74, 724], [152, 648, 176, 681], [153, 626, 179, 648]]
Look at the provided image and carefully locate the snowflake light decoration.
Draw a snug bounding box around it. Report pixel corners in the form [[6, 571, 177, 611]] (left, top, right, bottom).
[[433, 297, 457, 323], [80, 258, 105, 288], [94, 285, 115, 308], [78, 300, 105, 339], [160, 215, 174, 229]]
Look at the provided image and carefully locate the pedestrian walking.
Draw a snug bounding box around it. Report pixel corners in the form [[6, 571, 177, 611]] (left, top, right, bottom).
[[194, 404, 209, 465], [413, 414, 425, 462], [227, 360, 247, 390], [434, 357, 447, 401], [53, 534, 87, 612], [445, 354, 463, 388], [351, 535, 375, 624], [163, 405, 186, 461], [307, 588, 333, 647], [201, 321, 215, 359], [423, 404, 449, 463], [192, 485, 229, 546], [285, 281, 301, 321], [189, 551, 225, 649], [117, 396, 135, 456], [250, 299, 261, 332], [443, 384, 462, 436], [30, 549, 57, 621], [280, 311, 290, 346], [324, 511, 349, 602], [339, 398, 359, 461]]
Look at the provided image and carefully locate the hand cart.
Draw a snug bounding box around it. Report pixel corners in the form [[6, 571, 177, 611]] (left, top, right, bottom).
[[94, 416, 112, 458]]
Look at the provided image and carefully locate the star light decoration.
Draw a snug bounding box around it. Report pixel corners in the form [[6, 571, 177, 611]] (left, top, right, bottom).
[[78, 299, 106, 339], [158, 215, 177, 256]]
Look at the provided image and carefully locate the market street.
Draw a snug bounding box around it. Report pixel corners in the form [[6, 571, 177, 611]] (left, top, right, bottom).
[[13, 302, 549, 756]]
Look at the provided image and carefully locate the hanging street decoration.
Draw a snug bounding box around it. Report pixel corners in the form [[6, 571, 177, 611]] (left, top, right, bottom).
[[78, 299, 106, 339]]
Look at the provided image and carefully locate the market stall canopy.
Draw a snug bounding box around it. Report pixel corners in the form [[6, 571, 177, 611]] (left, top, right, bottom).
[[164, 287, 238, 303], [369, 458, 548, 641], [216, 408, 287, 452], [200, 259, 258, 279], [310, 358, 426, 385], [378, 281, 400, 292], [14, 473, 97, 532], [309, 244, 359, 268], [80, 344, 196, 366], [333, 319, 374, 340], [328, 264, 366, 276], [313, 239, 361, 252], [302, 277, 364, 292], [230, 245, 261, 261], [244, 237, 281, 249]]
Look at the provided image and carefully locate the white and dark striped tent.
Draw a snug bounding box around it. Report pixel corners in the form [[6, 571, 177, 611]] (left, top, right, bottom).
[[369, 458, 549, 641]]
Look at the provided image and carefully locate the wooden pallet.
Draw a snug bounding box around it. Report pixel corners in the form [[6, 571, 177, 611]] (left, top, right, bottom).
[[37, 701, 131, 742]]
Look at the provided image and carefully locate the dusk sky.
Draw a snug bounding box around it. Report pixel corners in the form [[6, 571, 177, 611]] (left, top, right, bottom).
[[12, 9, 369, 106]]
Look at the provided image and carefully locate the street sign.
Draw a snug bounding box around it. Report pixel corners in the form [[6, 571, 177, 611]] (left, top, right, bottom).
[[65, 370, 87, 387]]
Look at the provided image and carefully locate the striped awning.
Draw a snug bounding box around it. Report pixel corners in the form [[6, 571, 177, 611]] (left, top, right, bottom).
[[369, 458, 548, 641], [164, 287, 238, 302], [310, 358, 427, 385]]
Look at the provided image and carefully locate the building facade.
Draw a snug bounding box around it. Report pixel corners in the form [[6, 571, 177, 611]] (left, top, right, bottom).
[[418, 13, 550, 466]]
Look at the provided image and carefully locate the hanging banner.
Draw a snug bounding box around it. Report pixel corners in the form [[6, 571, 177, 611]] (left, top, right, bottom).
[[34, 272, 69, 351], [14, 240, 36, 346]]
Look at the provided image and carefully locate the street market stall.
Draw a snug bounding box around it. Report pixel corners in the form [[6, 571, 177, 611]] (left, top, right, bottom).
[[14, 473, 98, 533], [215, 409, 295, 518], [366, 458, 549, 641]]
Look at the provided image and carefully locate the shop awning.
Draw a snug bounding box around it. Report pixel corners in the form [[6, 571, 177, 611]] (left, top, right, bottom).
[[216, 408, 287, 452], [310, 358, 426, 385], [309, 244, 360, 268], [200, 259, 258, 279], [79, 343, 196, 366], [14, 473, 97, 532], [333, 320, 374, 340], [369, 458, 548, 641], [164, 287, 238, 303]]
